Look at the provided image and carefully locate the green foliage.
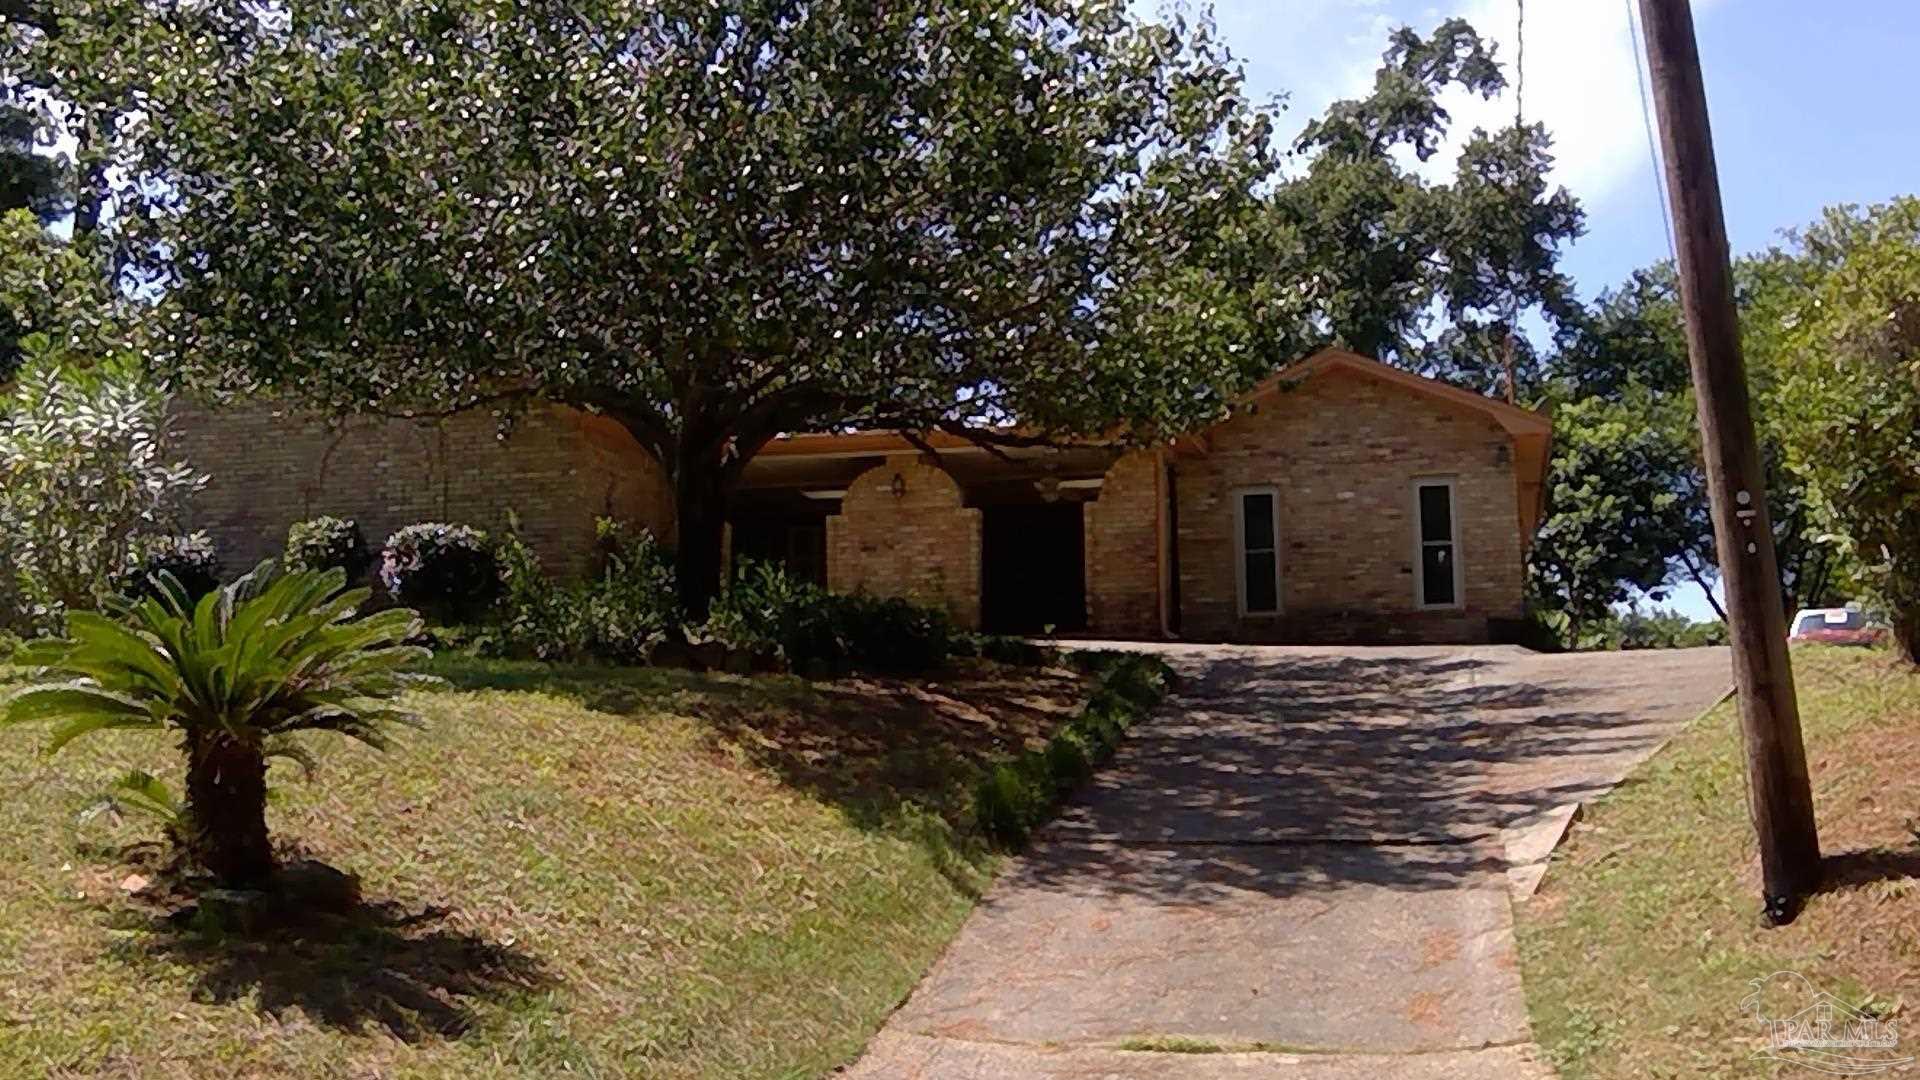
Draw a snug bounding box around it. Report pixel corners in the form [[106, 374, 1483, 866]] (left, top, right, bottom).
[[698, 560, 955, 676], [489, 517, 680, 663], [1534, 240, 1867, 637], [951, 633, 1059, 667], [569, 520, 681, 662], [1561, 605, 1730, 653], [0, 209, 117, 381], [0, 348, 207, 632], [2, 563, 435, 882], [973, 652, 1170, 848], [284, 516, 373, 581], [1529, 391, 1702, 636], [379, 523, 502, 624], [1775, 198, 1920, 663], [0, 106, 71, 225], [1280, 20, 1583, 391], [78, 769, 187, 842]]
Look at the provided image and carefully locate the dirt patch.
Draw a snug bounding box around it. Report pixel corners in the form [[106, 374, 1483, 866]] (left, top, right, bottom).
[[690, 660, 1088, 825], [1781, 666, 1920, 997]]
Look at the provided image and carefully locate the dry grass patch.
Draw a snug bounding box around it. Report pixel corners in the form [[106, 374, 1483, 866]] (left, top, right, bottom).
[[0, 657, 1085, 1079], [1519, 646, 1920, 1078]]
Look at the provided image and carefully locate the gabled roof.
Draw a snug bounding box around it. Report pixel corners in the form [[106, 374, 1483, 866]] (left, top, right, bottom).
[[1240, 347, 1552, 438], [754, 346, 1554, 540], [1192, 348, 1551, 540], [1279, 348, 1546, 537]]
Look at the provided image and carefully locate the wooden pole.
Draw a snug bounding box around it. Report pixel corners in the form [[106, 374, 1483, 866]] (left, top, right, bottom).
[[1638, 0, 1821, 923]]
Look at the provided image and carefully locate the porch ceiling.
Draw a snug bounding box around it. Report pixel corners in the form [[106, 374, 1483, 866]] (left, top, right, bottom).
[[736, 443, 1122, 495]]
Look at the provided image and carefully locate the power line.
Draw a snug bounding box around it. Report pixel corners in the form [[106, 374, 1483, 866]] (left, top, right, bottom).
[[1515, 0, 1526, 128], [1500, 0, 1526, 404], [1626, 0, 1680, 264]]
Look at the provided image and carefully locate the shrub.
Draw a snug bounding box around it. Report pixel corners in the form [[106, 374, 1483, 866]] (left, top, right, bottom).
[[973, 651, 1171, 848], [0, 347, 206, 632], [697, 559, 831, 660], [487, 517, 680, 663], [123, 532, 221, 605], [831, 593, 953, 674], [489, 522, 588, 660], [380, 523, 501, 623], [285, 516, 373, 581], [1777, 198, 1920, 664], [2, 563, 433, 885], [973, 764, 1038, 847], [581, 520, 681, 662], [698, 560, 954, 675]]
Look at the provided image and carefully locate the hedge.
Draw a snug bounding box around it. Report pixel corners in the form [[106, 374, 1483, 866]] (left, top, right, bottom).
[[973, 650, 1172, 847]]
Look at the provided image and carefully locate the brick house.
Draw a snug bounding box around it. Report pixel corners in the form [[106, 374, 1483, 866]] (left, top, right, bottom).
[[172, 347, 1551, 644]]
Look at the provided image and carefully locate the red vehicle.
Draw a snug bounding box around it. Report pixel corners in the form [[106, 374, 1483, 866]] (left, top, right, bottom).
[[1787, 607, 1888, 647]]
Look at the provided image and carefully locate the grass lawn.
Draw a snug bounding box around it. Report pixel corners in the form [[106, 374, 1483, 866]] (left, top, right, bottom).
[[1520, 646, 1920, 1078], [0, 656, 1091, 1079]]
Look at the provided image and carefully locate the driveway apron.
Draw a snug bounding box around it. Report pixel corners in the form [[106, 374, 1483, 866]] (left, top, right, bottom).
[[845, 644, 1733, 1079]]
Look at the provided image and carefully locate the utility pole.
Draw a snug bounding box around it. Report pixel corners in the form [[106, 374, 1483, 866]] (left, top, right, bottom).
[[1638, 0, 1821, 923]]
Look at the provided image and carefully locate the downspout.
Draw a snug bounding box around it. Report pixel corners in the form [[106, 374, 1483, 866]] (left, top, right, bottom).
[[1159, 448, 1179, 640]]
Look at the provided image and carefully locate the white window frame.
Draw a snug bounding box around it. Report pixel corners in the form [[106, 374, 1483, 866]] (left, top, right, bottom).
[[1412, 478, 1465, 611], [1233, 486, 1283, 617]]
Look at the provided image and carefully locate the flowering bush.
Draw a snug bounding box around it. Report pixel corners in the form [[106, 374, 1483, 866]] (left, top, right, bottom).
[[0, 346, 206, 632], [380, 523, 501, 622], [285, 516, 373, 581]]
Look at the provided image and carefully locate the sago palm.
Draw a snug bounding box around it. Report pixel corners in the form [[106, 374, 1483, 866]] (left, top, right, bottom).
[[3, 563, 433, 886]]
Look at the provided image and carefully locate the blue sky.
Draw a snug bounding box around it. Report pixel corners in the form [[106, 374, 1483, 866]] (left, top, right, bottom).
[[1190, 0, 1920, 300], [1163, 0, 1920, 618]]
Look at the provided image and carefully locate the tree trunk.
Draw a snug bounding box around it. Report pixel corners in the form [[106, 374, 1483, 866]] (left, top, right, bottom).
[[674, 462, 730, 620], [1895, 605, 1920, 668], [184, 731, 274, 887]]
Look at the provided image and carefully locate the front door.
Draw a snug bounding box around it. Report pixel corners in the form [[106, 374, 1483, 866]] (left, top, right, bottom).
[[981, 503, 1087, 634]]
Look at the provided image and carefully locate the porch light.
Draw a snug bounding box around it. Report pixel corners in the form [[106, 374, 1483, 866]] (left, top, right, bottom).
[[890, 473, 906, 499]]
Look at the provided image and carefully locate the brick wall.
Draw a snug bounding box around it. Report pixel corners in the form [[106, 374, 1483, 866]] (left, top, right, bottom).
[[1170, 369, 1526, 644], [1084, 449, 1163, 638], [170, 399, 672, 580], [825, 455, 983, 629]]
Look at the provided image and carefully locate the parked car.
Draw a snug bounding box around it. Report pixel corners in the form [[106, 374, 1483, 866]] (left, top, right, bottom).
[[1787, 607, 1888, 647]]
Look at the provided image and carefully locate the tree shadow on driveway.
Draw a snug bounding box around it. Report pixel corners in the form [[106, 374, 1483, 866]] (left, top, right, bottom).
[[1028, 646, 1732, 903]]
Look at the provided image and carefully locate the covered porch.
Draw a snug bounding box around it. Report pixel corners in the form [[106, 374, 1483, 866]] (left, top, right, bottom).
[[728, 436, 1153, 636]]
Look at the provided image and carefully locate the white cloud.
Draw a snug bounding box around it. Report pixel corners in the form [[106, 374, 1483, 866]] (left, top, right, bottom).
[[1418, 0, 1688, 209], [1181, 0, 1726, 211]]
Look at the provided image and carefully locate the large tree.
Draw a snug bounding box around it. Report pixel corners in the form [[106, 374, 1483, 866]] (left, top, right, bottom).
[[1533, 255, 1856, 633], [35, 3, 1581, 612], [0, 208, 116, 379], [1776, 199, 1920, 663], [1276, 21, 1583, 395]]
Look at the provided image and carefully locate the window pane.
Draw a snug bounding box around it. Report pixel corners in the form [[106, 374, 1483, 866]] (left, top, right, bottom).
[[1422, 544, 1456, 606], [1241, 493, 1274, 551], [1419, 484, 1453, 543], [1244, 552, 1279, 612]]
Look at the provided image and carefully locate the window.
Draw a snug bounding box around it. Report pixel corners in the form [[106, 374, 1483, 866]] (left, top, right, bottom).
[[1235, 489, 1281, 615], [1414, 480, 1461, 608]]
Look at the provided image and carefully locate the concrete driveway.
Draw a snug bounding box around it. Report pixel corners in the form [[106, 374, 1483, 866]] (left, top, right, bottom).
[[845, 644, 1732, 1079]]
